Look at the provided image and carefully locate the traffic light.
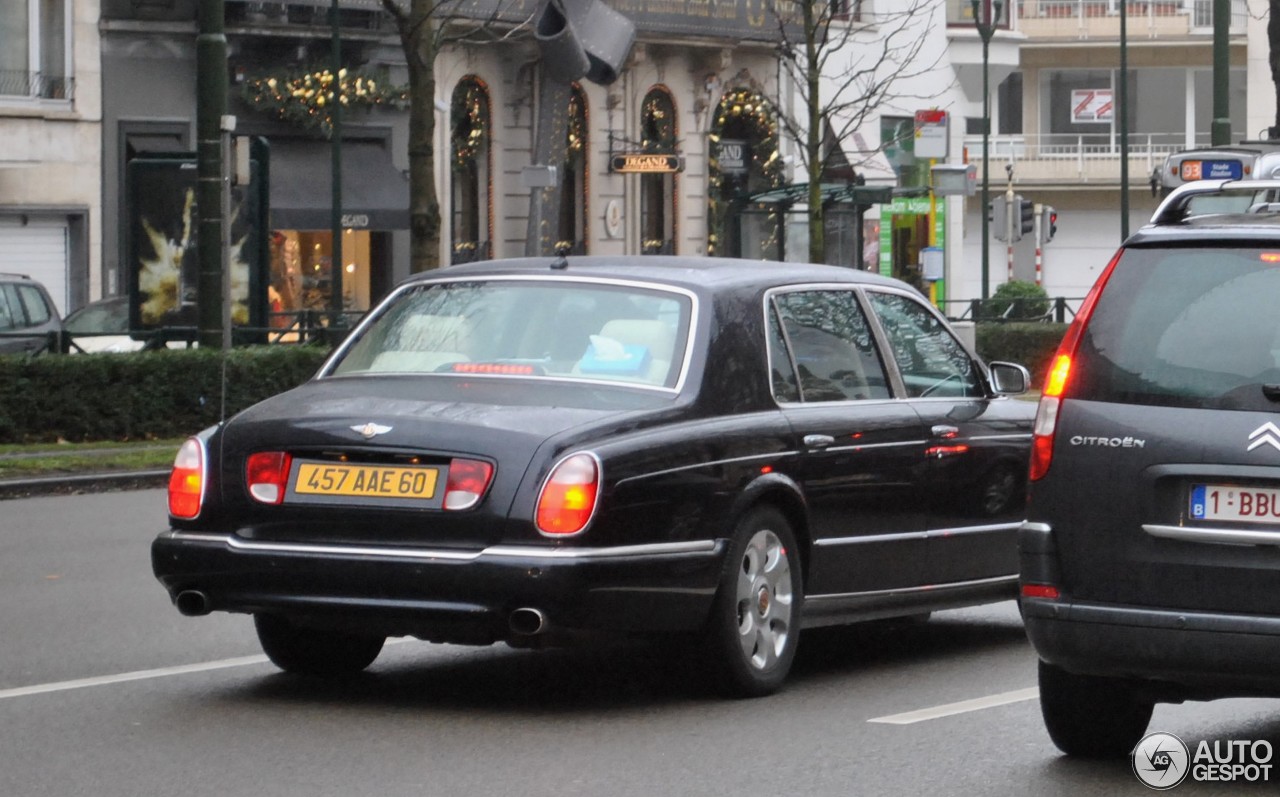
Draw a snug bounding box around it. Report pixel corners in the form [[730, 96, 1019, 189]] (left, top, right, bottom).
[[1042, 205, 1058, 243], [988, 197, 1007, 242], [1019, 197, 1035, 236]]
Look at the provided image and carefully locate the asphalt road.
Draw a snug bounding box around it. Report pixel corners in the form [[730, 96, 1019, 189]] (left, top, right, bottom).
[[2, 489, 1278, 796]]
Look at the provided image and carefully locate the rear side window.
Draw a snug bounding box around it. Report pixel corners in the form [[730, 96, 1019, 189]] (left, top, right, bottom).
[[770, 289, 890, 402], [1073, 247, 1280, 410]]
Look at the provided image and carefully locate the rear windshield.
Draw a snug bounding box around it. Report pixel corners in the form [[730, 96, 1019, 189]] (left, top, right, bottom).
[[328, 279, 693, 389], [1073, 246, 1280, 410]]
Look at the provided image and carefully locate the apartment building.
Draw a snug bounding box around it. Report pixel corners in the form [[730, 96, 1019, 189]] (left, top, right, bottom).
[[958, 0, 1250, 302], [0, 0, 101, 315]]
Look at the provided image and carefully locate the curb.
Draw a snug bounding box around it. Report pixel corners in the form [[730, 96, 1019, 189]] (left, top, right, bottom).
[[0, 469, 170, 500]]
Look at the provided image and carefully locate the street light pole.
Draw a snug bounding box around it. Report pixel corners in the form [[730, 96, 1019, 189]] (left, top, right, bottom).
[[1119, 0, 1129, 240], [329, 0, 345, 331], [973, 0, 1004, 301], [196, 0, 228, 349]]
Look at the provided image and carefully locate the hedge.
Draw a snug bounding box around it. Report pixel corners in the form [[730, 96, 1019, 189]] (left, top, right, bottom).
[[975, 322, 1068, 389], [0, 322, 1067, 444], [0, 346, 331, 444]]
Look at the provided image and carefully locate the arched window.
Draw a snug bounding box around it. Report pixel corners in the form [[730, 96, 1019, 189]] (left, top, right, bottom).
[[557, 85, 588, 255], [707, 86, 782, 258], [640, 87, 677, 255], [450, 76, 491, 263]]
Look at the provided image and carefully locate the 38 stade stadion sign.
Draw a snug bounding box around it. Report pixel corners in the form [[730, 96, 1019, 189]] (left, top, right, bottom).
[[609, 153, 685, 173]]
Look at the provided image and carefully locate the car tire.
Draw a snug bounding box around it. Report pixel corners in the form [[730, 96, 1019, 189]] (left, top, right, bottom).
[[703, 506, 803, 698], [1038, 659, 1153, 758], [254, 614, 385, 677]]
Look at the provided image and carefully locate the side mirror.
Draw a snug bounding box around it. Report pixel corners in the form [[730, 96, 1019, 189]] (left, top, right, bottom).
[[988, 361, 1031, 396]]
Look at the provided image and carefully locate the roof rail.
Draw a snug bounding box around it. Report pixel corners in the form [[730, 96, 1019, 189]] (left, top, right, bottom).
[[0, 272, 33, 280], [1149, 179, 1280, 226]]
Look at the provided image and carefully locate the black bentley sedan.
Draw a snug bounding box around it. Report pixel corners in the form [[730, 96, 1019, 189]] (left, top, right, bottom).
[[152, 256, 1034, 696]]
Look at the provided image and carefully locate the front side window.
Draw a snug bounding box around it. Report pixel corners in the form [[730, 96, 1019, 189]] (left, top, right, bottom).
[[330, 280, 692, 390], [0, 0, 70, 101], [771, 290, 890, 402], [1074, 247, 1280, 411], [867, 291, 981, 398]]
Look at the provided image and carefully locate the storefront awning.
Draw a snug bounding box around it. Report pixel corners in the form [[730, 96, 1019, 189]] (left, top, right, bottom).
[[268, 139, 409, 231]]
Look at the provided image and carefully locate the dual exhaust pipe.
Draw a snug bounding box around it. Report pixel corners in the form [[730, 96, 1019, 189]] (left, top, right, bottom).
[[176, 590, 549, 638]]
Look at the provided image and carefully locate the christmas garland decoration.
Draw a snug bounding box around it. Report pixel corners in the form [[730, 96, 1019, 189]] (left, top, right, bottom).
[[641, 91, 675, 152], [451, 78, 490, 170], [707, 87, 783, 257], [241, 67, 408, 135]]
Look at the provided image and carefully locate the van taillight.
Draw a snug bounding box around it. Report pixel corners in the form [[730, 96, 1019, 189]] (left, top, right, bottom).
[[536, 453, 600, 535], [1029, 249, 1122, 482], [168, 437, 206, 519], [246, 451, 292, 505]]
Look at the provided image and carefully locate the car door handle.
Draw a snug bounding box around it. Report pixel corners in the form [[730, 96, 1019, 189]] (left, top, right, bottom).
[[931, 424, 960, 439], [803, 434, 835, 450]]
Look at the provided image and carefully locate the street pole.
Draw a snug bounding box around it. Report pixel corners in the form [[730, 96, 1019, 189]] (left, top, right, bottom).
[[973, 0, 1003, 301], [329, 0, 345, 331], [1211, 0, 1231, 146], [196, 0, 227, 349], [1119, 0, 1130, 240]]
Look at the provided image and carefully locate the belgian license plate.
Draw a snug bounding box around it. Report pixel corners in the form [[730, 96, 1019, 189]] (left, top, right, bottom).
[[1190, 484, 1280, 523], [290, 461, 442, 505]]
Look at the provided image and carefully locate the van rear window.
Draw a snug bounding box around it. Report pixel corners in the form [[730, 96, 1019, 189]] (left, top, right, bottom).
[[1072, 247, 1280, 411]]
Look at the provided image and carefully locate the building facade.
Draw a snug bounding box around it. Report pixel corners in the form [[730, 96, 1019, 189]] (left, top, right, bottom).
[[0, 0, 101, 315], [957, 0, 1250, 304], [95, 0, 787, 328]]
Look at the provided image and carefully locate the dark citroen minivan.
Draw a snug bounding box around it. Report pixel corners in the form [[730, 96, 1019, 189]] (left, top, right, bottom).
[[1020, 179, 1280, 757]]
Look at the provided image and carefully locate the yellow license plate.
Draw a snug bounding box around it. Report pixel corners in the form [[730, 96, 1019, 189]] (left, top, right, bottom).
[[293, 462, 440, 500]]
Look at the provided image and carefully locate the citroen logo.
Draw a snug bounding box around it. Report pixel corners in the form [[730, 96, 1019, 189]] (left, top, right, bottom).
[[1247, 422, 1280, 453], [350, 422, 392, 440]]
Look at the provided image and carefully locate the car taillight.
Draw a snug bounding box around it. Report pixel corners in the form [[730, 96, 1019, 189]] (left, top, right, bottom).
[[444, 458, 493, 510], [536, 453, 600, 535], [246, 451, 292, 505], [168, 437, 206, 519], [1029, 249, 1122, 482]]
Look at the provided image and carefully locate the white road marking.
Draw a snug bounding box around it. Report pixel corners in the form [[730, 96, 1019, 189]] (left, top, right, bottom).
[[0, 655, 271, 701], [0, 638, 414, 701], [868, 687, 1040, 725]]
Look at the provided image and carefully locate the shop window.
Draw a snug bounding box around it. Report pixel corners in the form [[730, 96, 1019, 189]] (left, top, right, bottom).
[[640, 87, 677, 255], [450, 76, 492, 265], [0, 0, 71, 100], [557, 85, 588, 255], [707, 86, 783, 258]]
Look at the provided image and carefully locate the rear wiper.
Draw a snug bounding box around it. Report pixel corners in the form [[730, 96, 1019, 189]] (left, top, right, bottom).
[[1263, 384, 1280, 402]]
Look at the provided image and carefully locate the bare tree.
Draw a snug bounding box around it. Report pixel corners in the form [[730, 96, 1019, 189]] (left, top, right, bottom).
[[769, 0, 947, 264], [378, 0, 535, 272]]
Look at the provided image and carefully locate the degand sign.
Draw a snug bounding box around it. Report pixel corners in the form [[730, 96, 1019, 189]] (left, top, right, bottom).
[[609, 153, 685, 174]]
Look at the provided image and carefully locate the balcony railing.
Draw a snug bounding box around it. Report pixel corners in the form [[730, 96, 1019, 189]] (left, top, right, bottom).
[[1017, 0, 1246, 38], [964, 131, 1214, 182], [0, 70, 74, 101], [945, 0, 1017, 28]]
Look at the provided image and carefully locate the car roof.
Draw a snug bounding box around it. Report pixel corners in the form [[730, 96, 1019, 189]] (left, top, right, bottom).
[[403, 256, 913, 295], [1133, 177, 1280, 246]]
